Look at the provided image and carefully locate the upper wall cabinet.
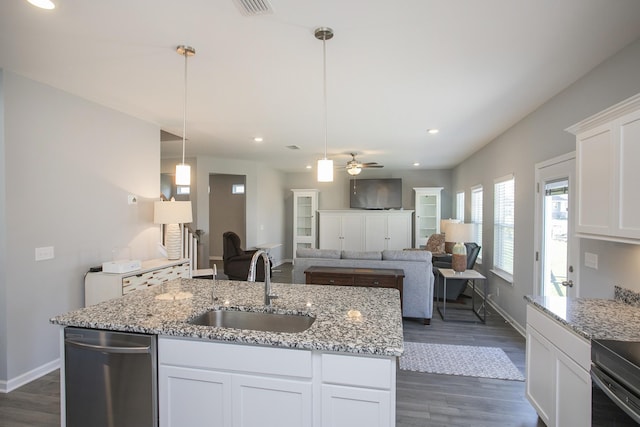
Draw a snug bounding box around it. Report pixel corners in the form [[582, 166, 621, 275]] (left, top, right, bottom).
[[566, 93, 640, 243]]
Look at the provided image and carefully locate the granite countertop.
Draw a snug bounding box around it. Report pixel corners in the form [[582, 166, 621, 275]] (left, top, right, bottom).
[[51, 278, 404, 356], [525, 291, 640, 342]]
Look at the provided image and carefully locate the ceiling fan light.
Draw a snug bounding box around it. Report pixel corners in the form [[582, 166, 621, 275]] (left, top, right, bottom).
[[347, 166, 362, 176], [317, 159, 334, 182], [176, 164, 191, 186]]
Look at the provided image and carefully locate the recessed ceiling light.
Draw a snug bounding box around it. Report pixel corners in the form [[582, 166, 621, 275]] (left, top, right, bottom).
[[253, 137, 263, 142], [413, 162, 420, 167], [306, 165, 312, 169], [427, 129, 439, 135], [27, 0, 55, 9]]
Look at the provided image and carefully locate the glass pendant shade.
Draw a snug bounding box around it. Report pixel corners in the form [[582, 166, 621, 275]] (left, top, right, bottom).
[[347, 166, 362, 176], [317, 159, 333, 182], [175, 164, 191, 186]]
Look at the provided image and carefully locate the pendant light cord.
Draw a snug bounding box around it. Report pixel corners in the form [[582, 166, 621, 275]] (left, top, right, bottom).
[[322, 36, 328, 161], [182, 50, 188, 166]]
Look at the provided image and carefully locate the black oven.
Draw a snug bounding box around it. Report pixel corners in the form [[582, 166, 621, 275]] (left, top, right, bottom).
[[592, 339, 640, 426]]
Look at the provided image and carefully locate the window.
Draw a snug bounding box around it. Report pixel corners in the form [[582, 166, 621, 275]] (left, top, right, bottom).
[[232, 184, 245, 194], [494, 175, 515, 281], [471, 185, 483, 262], [456, 191, 465, 222]]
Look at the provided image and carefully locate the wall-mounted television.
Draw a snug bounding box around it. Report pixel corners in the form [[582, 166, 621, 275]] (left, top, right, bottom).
[[349, 178, 402, 210]]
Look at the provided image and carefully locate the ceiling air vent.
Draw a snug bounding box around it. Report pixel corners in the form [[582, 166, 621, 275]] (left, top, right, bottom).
[[286, 145, 301, 150], [233, 0, 273, 16]]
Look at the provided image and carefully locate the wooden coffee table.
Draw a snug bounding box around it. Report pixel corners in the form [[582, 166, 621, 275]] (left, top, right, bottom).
[[304, 266, 404, 309]]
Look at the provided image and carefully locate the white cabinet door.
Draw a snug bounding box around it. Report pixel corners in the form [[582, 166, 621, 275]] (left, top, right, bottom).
[[617, 108, 640, 239], [321, 384, 391, 427], [386, 214, 411, 250], [525, 305, 591, 427], [292, 189, 319, 257], [341, 215, 365, 251], [364, 215, 387, 252], [233, 375, 312, 427], [555, 349, 591, 427], [413, 187, 443, 248], [319, 214, 343, 250], [159, 365, 232, 427], [576, 123, 614, 236]]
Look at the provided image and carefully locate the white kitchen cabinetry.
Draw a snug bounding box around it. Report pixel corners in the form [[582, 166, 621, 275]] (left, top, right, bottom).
[[525, 305, 591, 427], [319, 210, 413, 252], [159, 338, 313, 427], [567, 93, 640, 243], [413, 187, 443, 248], [292, 189, 319, 258], [159, 338, 396, 427], [84, 258, 190, 306], [364, 212, 412, 251], [318, 211, 365, 251]]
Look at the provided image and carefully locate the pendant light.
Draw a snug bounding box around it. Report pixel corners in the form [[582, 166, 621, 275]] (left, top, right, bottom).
[[315, 27, 334, 182], [176, 45, 195, 186]]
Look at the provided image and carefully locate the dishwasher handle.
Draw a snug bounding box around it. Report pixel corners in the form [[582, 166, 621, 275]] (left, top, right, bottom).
[[65, 338, 152, 354]]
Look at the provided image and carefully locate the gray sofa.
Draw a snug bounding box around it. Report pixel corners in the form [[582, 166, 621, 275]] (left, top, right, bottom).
[[293, 248, 434, 324]]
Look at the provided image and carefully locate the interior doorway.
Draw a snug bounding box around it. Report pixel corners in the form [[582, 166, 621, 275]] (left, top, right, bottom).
[[534, 153, 579, 298], [209, 174, 246, 262]]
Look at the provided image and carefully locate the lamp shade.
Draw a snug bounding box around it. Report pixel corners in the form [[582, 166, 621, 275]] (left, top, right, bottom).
[[445, 223, 474, 243], [440, 218, 461, 235], [317, 159, 334, 182], [154, 200, 193, 224]]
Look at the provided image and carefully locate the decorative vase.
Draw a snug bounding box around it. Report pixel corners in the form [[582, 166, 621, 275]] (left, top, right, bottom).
[[451, 242, 467, 272]]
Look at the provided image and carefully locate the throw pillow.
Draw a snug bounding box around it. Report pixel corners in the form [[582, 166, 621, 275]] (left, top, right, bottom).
[[425, 233, 445, 255]]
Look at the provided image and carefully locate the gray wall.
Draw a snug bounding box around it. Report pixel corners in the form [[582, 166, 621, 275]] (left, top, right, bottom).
[[0, 70, 161, 386], [281, 168, 453, 259], [452, 38, 640, 330]]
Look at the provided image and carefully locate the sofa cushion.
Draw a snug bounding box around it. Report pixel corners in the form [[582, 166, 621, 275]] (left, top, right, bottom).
[[382, 249, 430, 262], [296, 248, 341, 259], [341, 250, 382, 260]]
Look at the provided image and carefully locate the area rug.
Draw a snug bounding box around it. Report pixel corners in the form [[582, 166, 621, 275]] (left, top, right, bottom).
[[400, 342, 525, 381]]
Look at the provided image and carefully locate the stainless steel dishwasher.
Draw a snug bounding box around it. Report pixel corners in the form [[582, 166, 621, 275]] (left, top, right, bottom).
[[64, 327, 158, 427]]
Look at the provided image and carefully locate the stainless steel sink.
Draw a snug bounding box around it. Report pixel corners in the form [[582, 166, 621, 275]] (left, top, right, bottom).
[[188, 310, 315, 333]]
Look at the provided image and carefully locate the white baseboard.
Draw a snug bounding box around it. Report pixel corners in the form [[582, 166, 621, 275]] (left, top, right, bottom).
[[469, 284, 526, 338], [0, 358, 60, 393]]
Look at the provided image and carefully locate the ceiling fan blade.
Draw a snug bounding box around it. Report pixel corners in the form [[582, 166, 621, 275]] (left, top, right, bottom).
[[362, 164, 384, 168], [361, 162, 378, 166]]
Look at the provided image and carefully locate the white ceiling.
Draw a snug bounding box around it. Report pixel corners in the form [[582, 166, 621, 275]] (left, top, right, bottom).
[[2, 0, 640, 173]]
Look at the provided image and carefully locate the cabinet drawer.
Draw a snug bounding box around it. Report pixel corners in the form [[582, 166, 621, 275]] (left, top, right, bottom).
[[122, 264, 189, 295], [526, 305, 590, 370], [354, 275, 398, 287], [321, 353, 393, 389], [308, 274, 354, 286]]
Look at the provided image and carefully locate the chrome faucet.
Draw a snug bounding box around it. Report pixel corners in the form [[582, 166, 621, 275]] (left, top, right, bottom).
[[248, 250, 277, 307]]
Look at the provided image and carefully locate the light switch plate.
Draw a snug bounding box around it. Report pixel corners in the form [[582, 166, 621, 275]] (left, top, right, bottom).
[[585, 252, 598, 269], [35, 246, 54, 261]]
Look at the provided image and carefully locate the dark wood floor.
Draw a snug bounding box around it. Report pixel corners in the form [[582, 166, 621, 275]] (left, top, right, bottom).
[[0, 263, 544, 427]]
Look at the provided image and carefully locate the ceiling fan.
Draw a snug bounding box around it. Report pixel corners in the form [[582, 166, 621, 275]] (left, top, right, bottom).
[[345, 153, 384, 175]]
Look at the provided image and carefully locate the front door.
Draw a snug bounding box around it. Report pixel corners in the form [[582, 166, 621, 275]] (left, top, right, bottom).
[[534, 153, 579, 297]]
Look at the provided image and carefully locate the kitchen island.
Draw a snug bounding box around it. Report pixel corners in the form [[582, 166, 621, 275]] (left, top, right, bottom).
[[51, 278, 404, 427]]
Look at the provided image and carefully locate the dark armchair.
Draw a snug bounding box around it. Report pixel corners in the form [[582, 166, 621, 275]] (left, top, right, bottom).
[[433, 242, 481, 301], [222, 231, 269, 281]]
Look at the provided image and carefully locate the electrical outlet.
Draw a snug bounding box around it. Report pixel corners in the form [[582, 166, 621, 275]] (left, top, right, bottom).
[[585, 252, 598, 269], [127, 194, 138, 205], [35, 246, 54, 261]]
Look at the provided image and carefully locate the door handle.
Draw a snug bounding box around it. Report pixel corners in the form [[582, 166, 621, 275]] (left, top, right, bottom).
[[561, 280, 574, 288]]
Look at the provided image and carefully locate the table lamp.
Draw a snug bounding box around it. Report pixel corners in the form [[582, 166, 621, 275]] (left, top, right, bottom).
[[154, 199, 193, 260], [440, 219, 461, 254], [445, 223, 474, 272]]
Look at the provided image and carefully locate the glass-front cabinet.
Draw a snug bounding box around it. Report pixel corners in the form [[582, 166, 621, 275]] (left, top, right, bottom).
[[292, 189, 319, 259], [414, 187, 443, 248]]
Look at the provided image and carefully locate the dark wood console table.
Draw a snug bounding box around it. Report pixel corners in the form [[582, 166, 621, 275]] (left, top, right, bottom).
[[304, 266, 404, 309]]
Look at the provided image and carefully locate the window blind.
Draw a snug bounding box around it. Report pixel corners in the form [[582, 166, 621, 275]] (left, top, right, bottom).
[[494, 176, 515, 276], [456, 192, 465, 222], [471, 186, 483, 261]]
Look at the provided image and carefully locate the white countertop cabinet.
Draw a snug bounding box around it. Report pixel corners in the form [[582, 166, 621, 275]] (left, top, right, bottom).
[[159, 337, 395, 427], [525, 304, 591, 427], [567, 93, 640, 243]]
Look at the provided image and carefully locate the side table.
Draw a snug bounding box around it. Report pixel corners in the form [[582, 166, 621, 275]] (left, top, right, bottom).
[[435, 268, 487, 323]]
